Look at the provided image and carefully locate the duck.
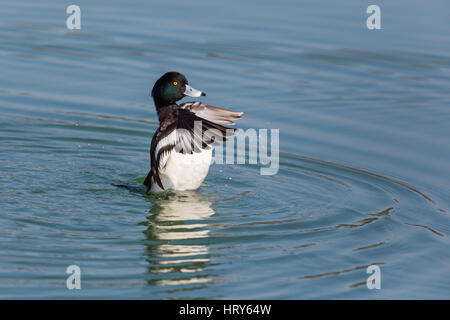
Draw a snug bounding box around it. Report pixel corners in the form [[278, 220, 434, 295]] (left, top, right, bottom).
[[144, 72, 244, 192]]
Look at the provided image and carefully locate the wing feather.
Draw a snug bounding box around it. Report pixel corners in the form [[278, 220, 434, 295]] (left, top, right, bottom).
[[180, 101, 244, 126]]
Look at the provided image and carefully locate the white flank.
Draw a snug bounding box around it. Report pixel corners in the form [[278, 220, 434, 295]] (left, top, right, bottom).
[[151, 147, 213, 192], [155, 130, 178, 170]]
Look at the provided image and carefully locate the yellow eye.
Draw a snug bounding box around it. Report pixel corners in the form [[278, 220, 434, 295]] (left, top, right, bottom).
[[173, 81, 178, 86]]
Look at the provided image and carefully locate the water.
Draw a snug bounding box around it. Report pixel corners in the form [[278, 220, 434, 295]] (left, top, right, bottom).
[[0, 0, 449, 299]]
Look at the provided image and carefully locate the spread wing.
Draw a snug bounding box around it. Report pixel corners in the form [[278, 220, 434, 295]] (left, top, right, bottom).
[[144, 104, 244, 191], [180, 101, 244, 126]]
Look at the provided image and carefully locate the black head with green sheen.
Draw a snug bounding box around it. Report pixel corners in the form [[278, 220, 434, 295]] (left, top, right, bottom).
[[151, 72, 205, 107]]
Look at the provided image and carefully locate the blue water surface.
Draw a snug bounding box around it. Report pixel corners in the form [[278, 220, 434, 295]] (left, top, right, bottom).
[[0, 0, 449, 299]]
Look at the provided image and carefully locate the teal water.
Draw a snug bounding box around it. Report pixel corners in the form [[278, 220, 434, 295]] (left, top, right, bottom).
[[0, 0, 449, 299]]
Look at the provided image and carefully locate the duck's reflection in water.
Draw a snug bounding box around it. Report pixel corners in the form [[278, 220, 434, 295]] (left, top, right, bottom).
[[143, 191, 215, 289]]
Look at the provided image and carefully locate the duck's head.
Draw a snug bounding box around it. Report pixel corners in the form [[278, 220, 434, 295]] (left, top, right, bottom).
[[151, 72, 205, 106]]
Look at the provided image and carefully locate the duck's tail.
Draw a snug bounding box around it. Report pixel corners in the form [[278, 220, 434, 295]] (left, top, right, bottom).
[[143, 170, 152, 190], [111, 183, 146, 195]]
